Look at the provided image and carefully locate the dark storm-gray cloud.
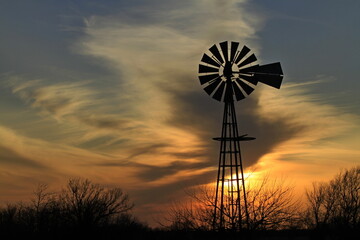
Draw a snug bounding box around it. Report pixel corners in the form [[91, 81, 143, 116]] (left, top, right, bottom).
[[165, 78, 304, 168], [136, 161, 211, 182]]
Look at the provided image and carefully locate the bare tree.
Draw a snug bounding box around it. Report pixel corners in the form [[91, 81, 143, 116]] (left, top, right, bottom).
[[304, 182, 337, 228], [27, 184, 58, 232], [165, 175, 300, 231], [335, 166, 360, 227], [164, 185, 215, 231], [0, 204, 20, 227], [0, 178, 137, 238], [31, 184, 52, 212], [246, 176, 300, 230], [60, 178, 134, 227], [304, 166, 360, 229]]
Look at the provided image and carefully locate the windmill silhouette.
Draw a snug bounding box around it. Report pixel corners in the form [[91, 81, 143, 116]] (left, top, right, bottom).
[[198, 41, 283, 230]]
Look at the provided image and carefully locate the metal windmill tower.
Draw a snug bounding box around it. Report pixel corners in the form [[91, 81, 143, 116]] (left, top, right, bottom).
[[198, 41, 283, 231]]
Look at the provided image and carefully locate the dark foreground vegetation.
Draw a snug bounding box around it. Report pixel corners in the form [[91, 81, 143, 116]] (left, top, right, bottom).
[[1, 166, 359, 239]]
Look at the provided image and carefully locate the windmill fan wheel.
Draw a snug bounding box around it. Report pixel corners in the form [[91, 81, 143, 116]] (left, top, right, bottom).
[[198, 41, 284, 102]]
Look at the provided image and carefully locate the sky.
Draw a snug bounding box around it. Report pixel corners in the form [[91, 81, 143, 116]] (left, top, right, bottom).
[[1, 0, 359, 225]]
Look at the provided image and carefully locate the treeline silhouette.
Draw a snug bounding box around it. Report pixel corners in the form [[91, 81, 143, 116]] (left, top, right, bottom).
[[1, 166, 359, 239], [0, 178, 148, 239]]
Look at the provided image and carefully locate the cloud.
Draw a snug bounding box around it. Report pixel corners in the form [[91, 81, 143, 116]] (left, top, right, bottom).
[[75, 0, 269, 166], [0, 146, 46, 169], [248, 78, 360, 184], [6, 76, 95, 118], [256, 79, 357, 148], [76, 114, 130, 130], [0, 125, 144, 193], [78, 0, 265, 113], [136, 160, 212, 182], [5, 76, 140, 144], [166, 86, 303, 168]]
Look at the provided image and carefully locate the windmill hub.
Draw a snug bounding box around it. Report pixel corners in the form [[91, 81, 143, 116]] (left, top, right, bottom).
[[223, 61, 233, 79]]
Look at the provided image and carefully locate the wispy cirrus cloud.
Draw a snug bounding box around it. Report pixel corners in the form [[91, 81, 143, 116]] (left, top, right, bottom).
[[7, 76, 96, 119], [5, 76, 138, 141]]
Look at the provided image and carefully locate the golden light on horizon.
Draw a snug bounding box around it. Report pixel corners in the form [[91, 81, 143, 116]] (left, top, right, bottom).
[[204, 170, 261, 194]]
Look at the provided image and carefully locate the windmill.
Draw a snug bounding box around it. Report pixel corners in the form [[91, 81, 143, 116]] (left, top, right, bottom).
[[198, 41, 283, 230]]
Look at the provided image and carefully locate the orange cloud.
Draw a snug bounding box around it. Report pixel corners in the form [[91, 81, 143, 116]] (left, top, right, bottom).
[[249, 79, 360, 190]]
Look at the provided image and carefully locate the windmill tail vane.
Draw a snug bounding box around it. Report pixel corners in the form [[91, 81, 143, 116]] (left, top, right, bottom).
[[197, 41, 283, 230]]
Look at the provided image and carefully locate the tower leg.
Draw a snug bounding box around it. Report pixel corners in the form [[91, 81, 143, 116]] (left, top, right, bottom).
[[213, 101, 249, 231]]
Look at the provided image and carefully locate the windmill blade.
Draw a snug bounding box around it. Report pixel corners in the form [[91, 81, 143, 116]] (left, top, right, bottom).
[[199, 73, 220, 85], [256, 62, 283, 75], [199, 64, 219, 73], [234, 45, 250, 64], [201, 53, 221, 68], [204, 77, 222, 95], [239, 64, 259, 74], [209, 44, 224, 64], [239, 74, 258, 85], [219, 41, 229, 62], [232, 82, 245, 101], [255, 74, 283, 89], [237, 53, 257, 68], [236, 78, 255, 95], [230, 42, 239, 63], [212, 81, 226, 101]]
